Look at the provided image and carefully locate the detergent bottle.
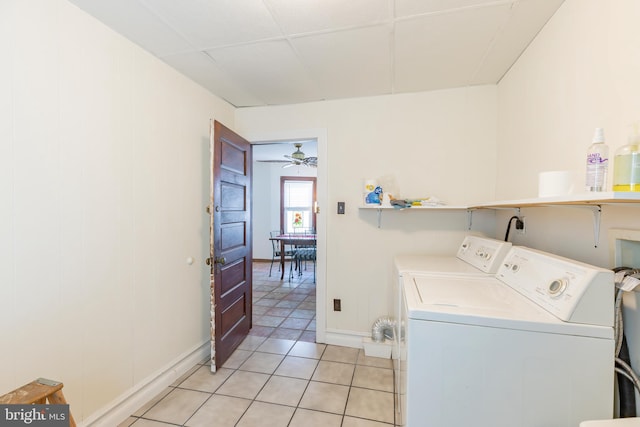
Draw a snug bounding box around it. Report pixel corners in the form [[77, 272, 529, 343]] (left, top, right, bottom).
[[613, 124, 640, 192]]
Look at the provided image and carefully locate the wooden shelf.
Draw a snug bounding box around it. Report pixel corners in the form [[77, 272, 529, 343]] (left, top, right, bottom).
[[359, 204, 470, 228], [470, 192, 640, 209], [359, 192, 640, 238], [359, 204, 468, 210], [472, 192, 640, 247]]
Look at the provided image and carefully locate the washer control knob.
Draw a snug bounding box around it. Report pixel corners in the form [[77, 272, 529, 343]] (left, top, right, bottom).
[[548, 279, 568, 296]]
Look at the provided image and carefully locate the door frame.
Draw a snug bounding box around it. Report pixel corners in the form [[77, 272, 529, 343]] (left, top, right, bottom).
[[248, 128, 327, 344]]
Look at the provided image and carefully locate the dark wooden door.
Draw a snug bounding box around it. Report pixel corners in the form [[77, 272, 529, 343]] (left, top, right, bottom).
[[209, 120, 252, 370]]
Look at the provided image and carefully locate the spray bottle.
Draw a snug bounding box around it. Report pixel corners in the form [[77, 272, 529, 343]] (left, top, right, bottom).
[[585, 127, 609, 192]]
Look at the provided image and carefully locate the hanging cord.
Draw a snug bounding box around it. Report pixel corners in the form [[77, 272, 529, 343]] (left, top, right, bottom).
[[615, 357, 640, 394], [504, 215, 523, 242]]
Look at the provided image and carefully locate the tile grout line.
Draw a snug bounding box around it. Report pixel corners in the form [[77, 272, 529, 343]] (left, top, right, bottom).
[[124, 263, 395, 426]]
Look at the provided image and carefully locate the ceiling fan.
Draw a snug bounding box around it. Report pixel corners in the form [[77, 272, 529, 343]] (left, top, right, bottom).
[[258, 143, 317, 168]]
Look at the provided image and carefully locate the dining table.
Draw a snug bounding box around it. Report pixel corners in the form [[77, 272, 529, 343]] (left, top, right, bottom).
[[269, 233, 317, 280]]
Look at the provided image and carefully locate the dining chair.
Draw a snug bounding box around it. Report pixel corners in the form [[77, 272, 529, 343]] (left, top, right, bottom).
[[289, 238, 316, 283], [269, 230, 294, 277]]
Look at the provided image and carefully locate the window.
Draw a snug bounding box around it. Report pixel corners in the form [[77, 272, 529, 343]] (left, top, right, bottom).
[[281, 177, 316, 234]]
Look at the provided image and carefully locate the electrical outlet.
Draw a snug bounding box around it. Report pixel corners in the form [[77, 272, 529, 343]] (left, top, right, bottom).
[[333, 299, 342, 311], [516, 217, 526, 234]]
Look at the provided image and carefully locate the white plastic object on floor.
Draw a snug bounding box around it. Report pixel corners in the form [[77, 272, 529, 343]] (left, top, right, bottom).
[[362, 337, 392, 358]]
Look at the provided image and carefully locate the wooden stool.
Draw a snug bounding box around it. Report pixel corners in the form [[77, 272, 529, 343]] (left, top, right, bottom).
[[0, 378, 76, 426]]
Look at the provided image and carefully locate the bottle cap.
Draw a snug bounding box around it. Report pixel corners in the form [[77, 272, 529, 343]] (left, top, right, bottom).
[[593, 127, 605, 143]]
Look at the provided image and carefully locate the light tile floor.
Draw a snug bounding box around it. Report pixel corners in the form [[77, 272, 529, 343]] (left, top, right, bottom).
[[119, 261, 396, 426]]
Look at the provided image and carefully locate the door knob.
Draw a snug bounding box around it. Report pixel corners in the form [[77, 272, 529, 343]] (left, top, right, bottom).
[[214, 256, 226, 265]]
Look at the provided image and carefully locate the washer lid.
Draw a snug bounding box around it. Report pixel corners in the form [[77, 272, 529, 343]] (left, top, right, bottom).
[[394, 255, 487, 277], [403, 274, 612, 339]]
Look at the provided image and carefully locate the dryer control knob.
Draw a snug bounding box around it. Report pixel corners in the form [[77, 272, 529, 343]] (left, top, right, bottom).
[[548, 279, 568, 296]]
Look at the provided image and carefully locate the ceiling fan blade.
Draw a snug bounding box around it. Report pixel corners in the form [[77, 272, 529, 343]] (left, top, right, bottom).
[[257, 159, 290, 163], [282, 162, 296, 168]]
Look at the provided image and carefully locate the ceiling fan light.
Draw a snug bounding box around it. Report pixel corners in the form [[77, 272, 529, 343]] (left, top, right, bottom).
[[291, 144, 305, 160]]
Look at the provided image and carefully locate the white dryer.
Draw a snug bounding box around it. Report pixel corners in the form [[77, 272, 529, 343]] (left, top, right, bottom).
[[392, 235, 512, 424], [399, 246, 614, 427], [393, 235, 512, 279]]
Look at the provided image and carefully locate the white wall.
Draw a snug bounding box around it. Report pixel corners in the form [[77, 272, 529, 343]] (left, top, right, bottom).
[[236, 87, 498, 336], [496, 0, 640, 413], [12, 0, 636, 422], [252, 161, 317, 261], [0, 1, 234, 424], [497, 0, 640, 201]]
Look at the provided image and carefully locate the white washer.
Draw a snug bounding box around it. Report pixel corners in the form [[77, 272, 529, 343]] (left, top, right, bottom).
[[399, 246, 614, 427]]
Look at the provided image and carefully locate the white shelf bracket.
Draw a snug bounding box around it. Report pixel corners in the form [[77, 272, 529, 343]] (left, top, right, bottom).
[[467, 209, 473, 230], [377, 208, 382, 228], [592, 205, 602, 248], [560, 204, 603, 247]]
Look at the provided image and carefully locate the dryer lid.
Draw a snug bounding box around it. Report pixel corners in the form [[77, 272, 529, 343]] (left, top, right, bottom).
[[394, 255, 486, 277]]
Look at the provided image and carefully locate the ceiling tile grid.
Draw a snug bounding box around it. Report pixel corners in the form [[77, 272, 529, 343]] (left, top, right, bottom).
[[67, 0, 565, 107], [291, 25, 394, 100]]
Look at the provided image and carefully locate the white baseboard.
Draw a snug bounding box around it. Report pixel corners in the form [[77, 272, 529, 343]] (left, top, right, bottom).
[[80, 330, 371, 425], [323, 328, 368, 348], [81, 342, 209, 427]]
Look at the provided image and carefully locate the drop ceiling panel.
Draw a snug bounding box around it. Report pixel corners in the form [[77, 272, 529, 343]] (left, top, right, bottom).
[[292, 26, 392, 99], [395, 0, 510, 17], [161, 51, 264, 107], [472, 0, 565, 83], [68, 0, 192, 56], [206, 40, 323, 105], [146, 0, 282, 50], [395, 0, 510, 18], [265, 0, 391, 35], [394, 3, 512, 93], [67, 0, 565, 107]]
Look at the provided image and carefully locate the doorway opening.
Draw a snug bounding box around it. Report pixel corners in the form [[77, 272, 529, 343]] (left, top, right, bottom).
[[250, 132, 326, 344]]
